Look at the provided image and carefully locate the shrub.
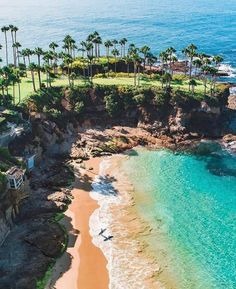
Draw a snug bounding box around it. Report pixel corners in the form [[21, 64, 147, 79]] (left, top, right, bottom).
[[154, 91, 168, 107], [172, 74, 188, 82], [172, 89, 200, 110], [0, 172, 7, 194], [74, 101, 85, 114], [133, 94, 146, 105], [104, 93, 123, 117]]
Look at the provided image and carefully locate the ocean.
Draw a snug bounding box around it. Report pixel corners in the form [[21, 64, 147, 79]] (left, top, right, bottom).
[[0, 0, 236, 81], [122, 143, 236, 289]]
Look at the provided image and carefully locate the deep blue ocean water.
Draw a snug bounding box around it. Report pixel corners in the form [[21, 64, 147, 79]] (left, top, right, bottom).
[[0, 0, 236, 81], [122, 143, 236, 289]]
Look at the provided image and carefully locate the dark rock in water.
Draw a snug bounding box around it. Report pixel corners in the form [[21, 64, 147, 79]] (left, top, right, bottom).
[[190, 141, 222, 156]]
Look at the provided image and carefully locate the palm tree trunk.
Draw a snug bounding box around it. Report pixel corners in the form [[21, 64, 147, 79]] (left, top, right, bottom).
[[12, 83, 15, 104], [90, 62, 93, 82], [18, 82, 21, 103], [137, 66, 140, 86], [134, 62, 137, 86], [11, 32, 16, 66], [127, 62, 130, 76], [37, 56, 42, 88], [4, 32, 8, 65], [67, 66, 71, 86], [31, 70, 36, 92]]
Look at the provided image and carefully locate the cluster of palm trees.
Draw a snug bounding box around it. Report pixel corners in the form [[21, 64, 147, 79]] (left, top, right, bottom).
[[159, 44, 223, 94], [0, 25, 224, 106]]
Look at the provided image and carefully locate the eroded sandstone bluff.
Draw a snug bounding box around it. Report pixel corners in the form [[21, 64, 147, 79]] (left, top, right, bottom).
[[0, 86, 236, 289]]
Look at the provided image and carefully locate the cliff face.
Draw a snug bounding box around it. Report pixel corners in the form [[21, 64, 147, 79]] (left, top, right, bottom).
[[0, 181, 30, 244]]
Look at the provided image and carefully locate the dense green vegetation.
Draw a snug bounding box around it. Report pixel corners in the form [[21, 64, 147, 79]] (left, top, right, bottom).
[[27, 83, 229, 123], [0, 25, 225, 108]]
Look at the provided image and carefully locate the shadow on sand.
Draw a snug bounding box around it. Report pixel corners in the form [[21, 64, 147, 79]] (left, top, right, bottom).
[[47, 166, 118, 288]]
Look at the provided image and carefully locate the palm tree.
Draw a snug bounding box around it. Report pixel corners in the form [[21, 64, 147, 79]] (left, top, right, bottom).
[[161, 72, 172, 91], [192, 58, 202, 77], [92, 32, 102, 58], [112, 39, 118, 50], [20, 49, 28, 67], [104, 40, 113, 77], [10, 71, 17, 104], [1, 26, 10, 65], [209, 67, 218, 96], [124, 54, 132, 76], [201, 65, 211, 95], [213, 55, 223, 70], [104, 40, 113, 58], [95, 36, 103, 57], [28, 63, 37, 91], [34, 47, 44, 88], [70, 72, 76, 87], [15, 70, 21, 103], [63, 54, 73, 86], [111, 48, 120, 74], [13, 42, 21, 66], [129, 46, 140, 86], [166, 47, 176, 75], [87, 55, 94, 82], [182, 47, 189, 75], [24, 48, 33, 67], [63, 35, 75, 56], [140, 45, 150, 70], [189, 79, 197, 95], [159, 51, 169, 75], [186, 44, 197, 78], [147, 53, 157, 77], [1, 66, 11, 95], [9, 25, 16, 66], [119, 38, 128, 58], [49, 42, 58, 52], [12, 26, 18, 44]]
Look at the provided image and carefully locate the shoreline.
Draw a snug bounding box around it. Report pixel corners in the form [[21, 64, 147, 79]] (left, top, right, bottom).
[[46, 141, 235, 289], [47, 157, 109, 289], [89, 155, 166, 289]]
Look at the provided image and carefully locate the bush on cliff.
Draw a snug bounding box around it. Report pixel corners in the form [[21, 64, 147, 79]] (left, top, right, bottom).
[[104, 93, 123, 117]]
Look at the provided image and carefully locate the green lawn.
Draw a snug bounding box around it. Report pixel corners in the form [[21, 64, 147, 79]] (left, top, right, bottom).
[[8, 72, 209, 104]]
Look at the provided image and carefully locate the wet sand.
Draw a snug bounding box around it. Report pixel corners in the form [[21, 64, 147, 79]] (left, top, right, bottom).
[[47, 157, 109, 289], [89, 155, 165, 289]]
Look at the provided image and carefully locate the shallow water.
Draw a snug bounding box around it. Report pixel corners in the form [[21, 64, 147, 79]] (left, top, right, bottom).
[[122, 143, 236, 289], [0, 0, 236, 81]]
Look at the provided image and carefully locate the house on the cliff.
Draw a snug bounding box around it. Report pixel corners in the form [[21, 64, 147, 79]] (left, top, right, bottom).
[[6, 167, 25, 190]]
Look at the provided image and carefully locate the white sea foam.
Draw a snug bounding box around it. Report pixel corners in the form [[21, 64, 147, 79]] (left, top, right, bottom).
[[219, 64, 236, 78], [89, 157, 165, 289]]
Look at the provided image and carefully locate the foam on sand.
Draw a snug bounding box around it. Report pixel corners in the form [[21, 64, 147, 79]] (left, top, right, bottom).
[[89, 157, 165, 289]]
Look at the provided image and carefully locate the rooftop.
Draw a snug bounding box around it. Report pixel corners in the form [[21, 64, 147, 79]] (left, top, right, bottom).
[[6, 166, 24, 178]]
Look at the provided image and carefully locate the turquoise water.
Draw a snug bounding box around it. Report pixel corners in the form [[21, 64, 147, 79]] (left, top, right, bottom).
[[0, 0, 236, 81], [122, 143, 236, 289]]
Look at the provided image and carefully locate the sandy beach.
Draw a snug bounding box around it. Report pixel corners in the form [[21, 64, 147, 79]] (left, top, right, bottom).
[[47, 155, 166, 289], [89, 155, 165, 289], [47, 157, 109, 289]]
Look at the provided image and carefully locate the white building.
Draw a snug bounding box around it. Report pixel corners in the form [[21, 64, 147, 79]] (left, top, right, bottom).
[[6, 167, 24, 190]]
